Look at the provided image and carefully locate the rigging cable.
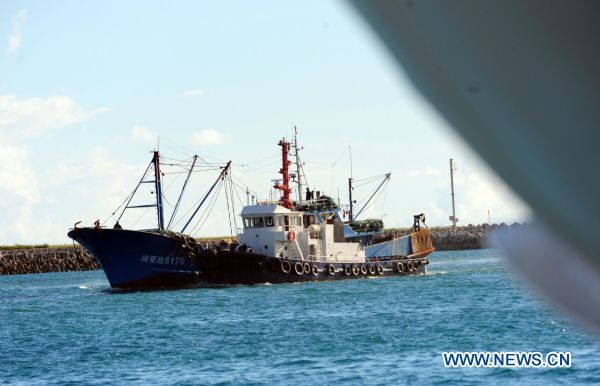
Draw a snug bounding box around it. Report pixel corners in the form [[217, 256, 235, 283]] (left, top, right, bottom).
[[166, 155, 197, 230], [229, 173, 239, 230], [115, 159, 153, 224], [189, 181, 224, 237], [225, 173, 234, 237], [353, 175, 390, 221]]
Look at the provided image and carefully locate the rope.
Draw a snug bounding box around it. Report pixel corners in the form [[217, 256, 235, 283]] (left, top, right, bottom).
[[225, 175, 234, 237], [189, 181, 224, 236]]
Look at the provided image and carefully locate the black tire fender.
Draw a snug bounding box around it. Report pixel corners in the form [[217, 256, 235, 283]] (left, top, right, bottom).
[[396, 261, 405, 273], [328, 264, 336, 275], [294, 262, 304, 276]]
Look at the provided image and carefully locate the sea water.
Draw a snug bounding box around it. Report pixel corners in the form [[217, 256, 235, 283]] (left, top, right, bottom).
[[1, 249, 598, 385]]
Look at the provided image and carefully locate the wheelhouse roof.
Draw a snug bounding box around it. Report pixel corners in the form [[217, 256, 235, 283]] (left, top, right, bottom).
[[241, 204, 300, 216]]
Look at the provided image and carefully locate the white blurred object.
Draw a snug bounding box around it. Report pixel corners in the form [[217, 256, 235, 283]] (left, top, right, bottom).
[[490, 225, 600, 331], [349, 0, 600, 330]]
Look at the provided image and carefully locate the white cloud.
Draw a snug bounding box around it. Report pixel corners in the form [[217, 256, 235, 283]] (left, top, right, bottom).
[[131, 125, 157, 144], [0, 145, 148, 244], [8, 9, 27, 54], [0, 94, 111, 244], [453, 168, 531, 225], [190, 128, 230, 146], [180, 88, 205, 97], [0, 144, 43, 244], [0, 144, 40, 205], [0, 94, 108, 140]]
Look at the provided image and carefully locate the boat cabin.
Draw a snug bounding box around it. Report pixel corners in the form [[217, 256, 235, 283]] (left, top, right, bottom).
[[237, 203, 365, 263]]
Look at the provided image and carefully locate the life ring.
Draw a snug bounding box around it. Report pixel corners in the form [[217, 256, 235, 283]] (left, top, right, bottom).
[[311, 265, 319, 276], [288, 230, 296, 242], [294, 262, 304, 275], [360, 265, 368, 275], [368, 264, 376, 275], [407, 261, 414, 272], [352, 265, 359, 276], [376, 265, 384, 275], [396, 262, 405, 273], [303, 262, 311, 274], [281, 260, 292, 274], [344, 265, 352, 276], [327, 264, 336, 275]]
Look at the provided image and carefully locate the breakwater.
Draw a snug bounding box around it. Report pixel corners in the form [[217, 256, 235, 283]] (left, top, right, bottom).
[[382, 222, 522, 251], [0, 223, 522, 276], [0, 247, 98, 276]]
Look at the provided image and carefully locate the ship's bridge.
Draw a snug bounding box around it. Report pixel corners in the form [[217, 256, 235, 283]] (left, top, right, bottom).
[[237, 204, 305, 259], [237, 203, 364, 263], [240, 204, 303, 231]]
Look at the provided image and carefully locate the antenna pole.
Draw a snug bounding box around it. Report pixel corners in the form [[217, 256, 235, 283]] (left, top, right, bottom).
[[349, 146, 353, 178], [449, 158, 458, 227], [293, 126, 303, 201]]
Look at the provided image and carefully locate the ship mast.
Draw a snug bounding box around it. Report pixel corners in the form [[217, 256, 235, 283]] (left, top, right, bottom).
[[153, 150, 165, 231], [348, 146, 353, 222], [274, 139, 292, 209], [348, 177, 354, 222]]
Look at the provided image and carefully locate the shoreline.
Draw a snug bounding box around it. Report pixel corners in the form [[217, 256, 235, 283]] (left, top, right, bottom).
[[0, 223, 520, 276]]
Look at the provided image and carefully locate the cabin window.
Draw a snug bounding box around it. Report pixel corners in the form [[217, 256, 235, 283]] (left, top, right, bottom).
[[244, 218, 252, 228], [276, 215, 283, 227], [265, 216, 274, 227], [252, 217, 264, 228], [293, 216, 302, 226], [303, 214, 316, 228]]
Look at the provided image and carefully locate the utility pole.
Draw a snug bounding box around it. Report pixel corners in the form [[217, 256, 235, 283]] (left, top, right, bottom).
[[488, 210, 491, 226], [449, 158, 458, 227]]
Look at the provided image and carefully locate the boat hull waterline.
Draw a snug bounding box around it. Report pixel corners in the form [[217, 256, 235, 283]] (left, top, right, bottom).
[[68, 228, 432, 289], [67, 228, 202, 289]]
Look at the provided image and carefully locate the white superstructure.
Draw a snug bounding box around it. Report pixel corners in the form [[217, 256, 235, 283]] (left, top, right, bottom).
[[237, 203, 365, 263]]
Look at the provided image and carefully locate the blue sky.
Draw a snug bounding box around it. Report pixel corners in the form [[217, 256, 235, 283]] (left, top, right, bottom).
[[0, 1, 529, 244]]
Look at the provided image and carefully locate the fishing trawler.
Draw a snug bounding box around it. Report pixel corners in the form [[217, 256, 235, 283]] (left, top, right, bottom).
[[68, 134, 435, 289], [197, 137, 435, 285]]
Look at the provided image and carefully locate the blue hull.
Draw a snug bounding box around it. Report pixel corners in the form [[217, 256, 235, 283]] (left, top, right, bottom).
[[67, 228, 201, 288]]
